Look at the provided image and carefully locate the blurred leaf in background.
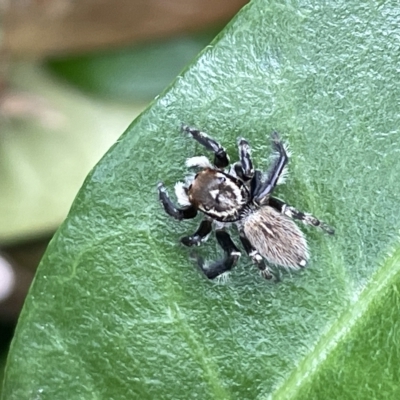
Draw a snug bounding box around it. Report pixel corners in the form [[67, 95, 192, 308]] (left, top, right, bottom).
[[47, 30, 220, 101], [0, 63, 144, 242], [2, 0, 400, 399]]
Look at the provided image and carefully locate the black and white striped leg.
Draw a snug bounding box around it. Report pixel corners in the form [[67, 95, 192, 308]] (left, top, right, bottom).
[[250, 170, 262, 198], [181, 219, 213, 247], [233, 138, 254, 181], [182, 125, 230, 168], [239, 233, 273, 279], [269, 197, 335, 234], [158, 183, 197, 220], [254, 132, 289, 203], [193, 230, 241, 279]]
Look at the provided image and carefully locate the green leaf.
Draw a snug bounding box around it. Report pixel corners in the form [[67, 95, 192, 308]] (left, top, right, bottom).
[[3, 0, 400, 399], [0, 63, 145, 242], [47, 29, 220, 101], [0, 354, 6, 395]]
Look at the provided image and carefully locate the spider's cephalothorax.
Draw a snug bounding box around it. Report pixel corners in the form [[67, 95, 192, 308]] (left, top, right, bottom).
[[158, 126, 334, 280], [188, 169, 250, 221]]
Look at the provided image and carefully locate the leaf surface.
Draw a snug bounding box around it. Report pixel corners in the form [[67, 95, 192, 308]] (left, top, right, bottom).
[[3, 1, 400, 399]]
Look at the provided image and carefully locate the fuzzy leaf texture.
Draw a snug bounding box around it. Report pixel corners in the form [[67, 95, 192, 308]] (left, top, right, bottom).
[[3, 0, 400, 399]]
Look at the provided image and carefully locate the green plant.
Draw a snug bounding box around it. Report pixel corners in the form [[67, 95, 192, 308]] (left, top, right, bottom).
[[3, 0, 400, 399]]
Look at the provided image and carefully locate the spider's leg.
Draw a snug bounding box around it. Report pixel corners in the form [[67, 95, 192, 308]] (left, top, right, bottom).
[[233, 138, 254, 181], [269, 197, 335, 234], [182, 125, 229, 169], [254, 132, 288, 204], [250, 170, 262, 199], [239, 232, 273, 279], [181, 219, 212, 247], [158, 183, 197, 220], [193, 230, 240, 279]]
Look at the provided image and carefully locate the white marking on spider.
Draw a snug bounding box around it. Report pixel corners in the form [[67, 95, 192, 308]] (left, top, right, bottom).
[[224, 179, 244, 203], [277, 165, 289, 185], [174, 182, 191, 206], [262, 223, 275, 236], [185, 156, 213, 169], [282, 204, 295, 218], [299, 259, 307, 267], [203, 207, 238, 219], [209, 189, 219, 199], [283, 142, 292, 158]]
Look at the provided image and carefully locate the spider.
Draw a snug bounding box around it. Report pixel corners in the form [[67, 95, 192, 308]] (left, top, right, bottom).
[[157, 126, 334, 280]]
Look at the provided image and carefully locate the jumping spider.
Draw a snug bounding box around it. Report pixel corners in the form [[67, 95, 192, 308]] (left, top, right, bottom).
[[158, 126, 334, 280]]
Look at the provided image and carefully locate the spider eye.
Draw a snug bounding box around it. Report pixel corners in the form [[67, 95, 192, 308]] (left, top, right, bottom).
[[203, 205, 210, 211]]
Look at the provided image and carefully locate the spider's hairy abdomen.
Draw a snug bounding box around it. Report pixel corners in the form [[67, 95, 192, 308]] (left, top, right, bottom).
[[242, 206, 309, 269]]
